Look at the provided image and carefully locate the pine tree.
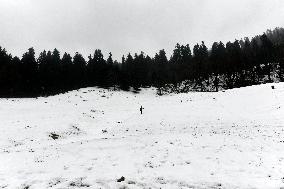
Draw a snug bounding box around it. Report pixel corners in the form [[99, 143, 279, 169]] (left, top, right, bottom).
[[73, 52, 86, 88], [260, 34, 274, 82], [61, 52, 73, 90], [21, 48, 39, 96]]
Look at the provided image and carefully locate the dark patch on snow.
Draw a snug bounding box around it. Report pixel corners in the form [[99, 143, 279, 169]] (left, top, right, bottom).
[[102, 129, 108, 133], [49, 133, 60, 140], [69, 178, 90, 188], [21, 185, 31, 189], [48, 178, 64, 188], [127, 180, 136, 185], [117, 176, 125, 182]]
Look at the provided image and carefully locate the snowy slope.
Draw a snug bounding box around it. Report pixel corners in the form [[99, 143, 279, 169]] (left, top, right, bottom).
[[0, 83, 284, 189]]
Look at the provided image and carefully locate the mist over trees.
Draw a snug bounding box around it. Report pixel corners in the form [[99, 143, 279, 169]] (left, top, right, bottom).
[[0, 27, 284, 97]]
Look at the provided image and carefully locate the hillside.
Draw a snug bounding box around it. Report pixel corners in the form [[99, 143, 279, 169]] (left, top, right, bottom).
[[0, 83, 284, 189]]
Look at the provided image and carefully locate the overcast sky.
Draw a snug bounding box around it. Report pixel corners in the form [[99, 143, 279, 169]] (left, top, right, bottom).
[[0, 0, 284, 60]]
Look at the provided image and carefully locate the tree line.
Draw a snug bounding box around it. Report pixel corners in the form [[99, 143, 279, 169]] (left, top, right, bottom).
[[0, 27, 284, 97]]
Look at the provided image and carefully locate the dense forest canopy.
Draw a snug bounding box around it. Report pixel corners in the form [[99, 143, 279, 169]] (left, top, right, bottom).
[[0, 27, 284, 97]]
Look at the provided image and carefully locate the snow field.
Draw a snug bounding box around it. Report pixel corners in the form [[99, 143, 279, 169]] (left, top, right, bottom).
[[0, 83, 284, 189]]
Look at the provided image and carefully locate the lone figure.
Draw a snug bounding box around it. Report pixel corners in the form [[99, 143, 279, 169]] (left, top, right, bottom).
[[140, 106, 144, 114]]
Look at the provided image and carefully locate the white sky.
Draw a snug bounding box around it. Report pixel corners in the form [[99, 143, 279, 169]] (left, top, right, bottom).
[[0, 0, 284, 60]]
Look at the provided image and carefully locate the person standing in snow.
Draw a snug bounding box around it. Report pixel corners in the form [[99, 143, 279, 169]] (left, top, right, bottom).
[[140, 106, 144, 114]]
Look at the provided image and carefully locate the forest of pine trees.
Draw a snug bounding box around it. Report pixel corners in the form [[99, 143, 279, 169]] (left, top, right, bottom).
[[0, 27, 284, 97]]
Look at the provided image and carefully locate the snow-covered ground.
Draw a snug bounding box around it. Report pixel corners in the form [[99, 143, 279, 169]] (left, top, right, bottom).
[[0, 83, 284, 189]]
